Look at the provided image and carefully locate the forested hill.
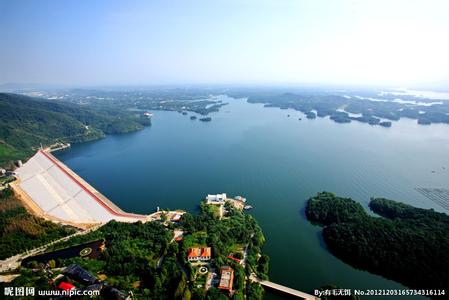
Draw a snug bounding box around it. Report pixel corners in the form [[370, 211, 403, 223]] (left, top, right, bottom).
[[0, 93, 151, 165], [306, 192, 449, 295]]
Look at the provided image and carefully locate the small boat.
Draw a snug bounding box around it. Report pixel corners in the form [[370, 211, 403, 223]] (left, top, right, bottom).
[[244, 205, 253, 210]]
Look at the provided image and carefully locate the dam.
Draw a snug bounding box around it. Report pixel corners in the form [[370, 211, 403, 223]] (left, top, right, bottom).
[[13, 150, 149, 225]]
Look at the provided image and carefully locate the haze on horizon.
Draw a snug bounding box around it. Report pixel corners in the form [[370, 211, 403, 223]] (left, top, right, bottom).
[[1, 0, 449, 88]]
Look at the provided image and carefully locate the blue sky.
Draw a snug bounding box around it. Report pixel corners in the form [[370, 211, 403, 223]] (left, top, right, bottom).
[[1, 0, 449, 86]]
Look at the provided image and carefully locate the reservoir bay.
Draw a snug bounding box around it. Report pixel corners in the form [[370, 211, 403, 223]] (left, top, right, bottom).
[[56, 96, 449, 299]]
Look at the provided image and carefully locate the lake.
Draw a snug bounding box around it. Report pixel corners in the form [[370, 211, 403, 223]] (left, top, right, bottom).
[[22, 240, 105, 267], [56, 96, 449, 299]]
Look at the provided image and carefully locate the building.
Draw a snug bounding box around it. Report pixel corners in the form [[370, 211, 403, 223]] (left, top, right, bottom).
[[63, 264, 98, 286], [187, 247, 211, 262], [206, 193, 227, 204], [218, 266, 234, 291], [227, 255, 242, 264], [170, 213, 182, 222], [234, 196, 246, 202], [173, 229, 184, 242], [58, 282, 75, 291], [0, 168, 5, 177]]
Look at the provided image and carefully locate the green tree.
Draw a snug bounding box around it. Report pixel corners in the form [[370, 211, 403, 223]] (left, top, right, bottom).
[[257, 254, 269, 278], [247, 283, 264, 300]]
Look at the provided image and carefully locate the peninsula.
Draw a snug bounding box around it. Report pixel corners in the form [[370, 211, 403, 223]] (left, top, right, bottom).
[[305, 192, 449, 295]]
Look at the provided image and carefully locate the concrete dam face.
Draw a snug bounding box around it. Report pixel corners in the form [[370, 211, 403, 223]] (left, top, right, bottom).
[[15, 150, 147, 225]]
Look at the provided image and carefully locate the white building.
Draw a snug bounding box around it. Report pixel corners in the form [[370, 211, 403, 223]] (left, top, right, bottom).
[[206, 193, 227, 204], [0, 168, 6, 176]]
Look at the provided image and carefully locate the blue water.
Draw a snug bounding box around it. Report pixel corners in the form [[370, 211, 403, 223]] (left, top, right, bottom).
[[56, 96, 449, 298]]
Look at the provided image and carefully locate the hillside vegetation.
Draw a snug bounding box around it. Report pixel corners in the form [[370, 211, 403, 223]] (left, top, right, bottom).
[[306, 192, 449, 295], [10, 202, 268, 299], [0, 93, 151, 165], [228, 89, 449, 126], [0, 188, 76, 260]]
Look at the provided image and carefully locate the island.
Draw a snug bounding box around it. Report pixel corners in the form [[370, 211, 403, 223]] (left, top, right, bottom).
[[305, 192, 449, 295], [306, 111, 317, 119], [199, 117, 212, 122], [379, 121, 392, 127], [227, 88, 449, 126]]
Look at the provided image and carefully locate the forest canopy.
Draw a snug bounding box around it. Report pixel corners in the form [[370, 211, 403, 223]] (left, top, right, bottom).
[[306, 192, 449, 293], [5, 201, 268, 299], [0, 188, 76, 260], [0, 93, 151, 165]]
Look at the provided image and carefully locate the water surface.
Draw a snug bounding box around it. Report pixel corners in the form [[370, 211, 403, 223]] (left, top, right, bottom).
[[56, 96, 449, 298]]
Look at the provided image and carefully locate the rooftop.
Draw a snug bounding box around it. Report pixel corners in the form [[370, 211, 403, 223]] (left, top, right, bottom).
[[187, 247, 211, 259], [218, 266, 234, 291]]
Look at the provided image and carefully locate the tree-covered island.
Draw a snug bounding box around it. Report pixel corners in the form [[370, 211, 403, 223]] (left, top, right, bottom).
[[227, 89, 449, 127], [305, 192, 449, 296]]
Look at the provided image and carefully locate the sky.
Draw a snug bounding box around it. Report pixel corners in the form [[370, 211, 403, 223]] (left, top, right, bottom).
[[1, 0, 449, 87]]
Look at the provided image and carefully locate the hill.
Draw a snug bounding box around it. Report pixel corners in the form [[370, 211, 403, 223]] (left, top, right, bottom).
[[0, 187, 76, 260], [0, 93, 151, 165], [306, 192, 449, 295]]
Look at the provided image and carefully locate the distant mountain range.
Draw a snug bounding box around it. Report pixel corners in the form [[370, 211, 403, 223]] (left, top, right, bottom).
[[0, 93, 151, 166]]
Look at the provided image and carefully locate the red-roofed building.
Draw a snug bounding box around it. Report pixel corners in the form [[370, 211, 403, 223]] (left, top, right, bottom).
[[187, 247, 211, 262], [218, 266, 234, 291], [227, 255, 242, 264], [58, 281, 75, 291]]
